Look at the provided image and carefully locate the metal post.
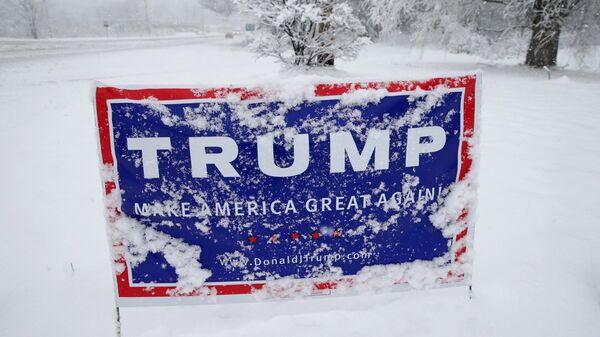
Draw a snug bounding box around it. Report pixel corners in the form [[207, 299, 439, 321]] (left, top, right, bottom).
[[200, 4, 205, 33], [103, 21, 109, 39], [115, 306, 122, 337], [468, 284, 473, 300], [543, 66, 551, 80]]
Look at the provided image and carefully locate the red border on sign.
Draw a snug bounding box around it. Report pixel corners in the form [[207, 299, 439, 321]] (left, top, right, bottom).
[[95, 75, 477, 299]]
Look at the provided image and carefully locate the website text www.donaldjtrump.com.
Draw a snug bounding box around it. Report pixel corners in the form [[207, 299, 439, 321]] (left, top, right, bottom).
[[218, 251, 374, 269]]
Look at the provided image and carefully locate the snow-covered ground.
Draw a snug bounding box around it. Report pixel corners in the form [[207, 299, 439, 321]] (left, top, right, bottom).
[[1, 37, 599, 337]]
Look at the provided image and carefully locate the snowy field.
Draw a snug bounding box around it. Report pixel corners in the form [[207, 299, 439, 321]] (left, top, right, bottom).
[[1, 36, 599, 337]]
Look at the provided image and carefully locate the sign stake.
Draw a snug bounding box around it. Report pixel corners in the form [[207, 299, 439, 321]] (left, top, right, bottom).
[[115, 306, 122, 337]]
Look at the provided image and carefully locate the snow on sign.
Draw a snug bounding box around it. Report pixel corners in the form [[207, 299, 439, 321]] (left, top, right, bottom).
[[93, 74, 480, 306]]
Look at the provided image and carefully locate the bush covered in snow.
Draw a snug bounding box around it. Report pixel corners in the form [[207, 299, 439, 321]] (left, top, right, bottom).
[[233, 0, 370, 67]]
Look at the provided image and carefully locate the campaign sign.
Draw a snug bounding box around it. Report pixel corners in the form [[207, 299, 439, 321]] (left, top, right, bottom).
[[94, 74, 479, 306]]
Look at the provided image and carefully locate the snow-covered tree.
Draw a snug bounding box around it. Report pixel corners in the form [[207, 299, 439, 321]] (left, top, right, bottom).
[[233, 0, 370, 67], [364, 0, 600, 68], [364, 0, 485, 53], [565, 0, 600, 68], [201, 0, 236, 16], [522, 0, 586, 67], [495, 0, 592, 67], [345, 0, 380, 39], [482, 0, 600, 67]]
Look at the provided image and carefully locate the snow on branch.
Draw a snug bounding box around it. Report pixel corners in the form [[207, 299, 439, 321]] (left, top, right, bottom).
[[234, 0, 370, 67]]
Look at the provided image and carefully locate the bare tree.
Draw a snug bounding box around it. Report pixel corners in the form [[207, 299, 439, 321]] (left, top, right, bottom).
[[7, 0, 42, 39]]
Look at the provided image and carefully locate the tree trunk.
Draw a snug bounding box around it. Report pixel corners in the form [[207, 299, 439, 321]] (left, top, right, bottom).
[[525, 0, 565, 68], [20, 0, 39, 39], [29, 16, 38, 39], [316, 1, 334, 67], [316, 51, 334, 66]]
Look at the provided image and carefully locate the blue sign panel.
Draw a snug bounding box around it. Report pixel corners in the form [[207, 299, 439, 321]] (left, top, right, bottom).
[[95, 76, 478, 304]]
